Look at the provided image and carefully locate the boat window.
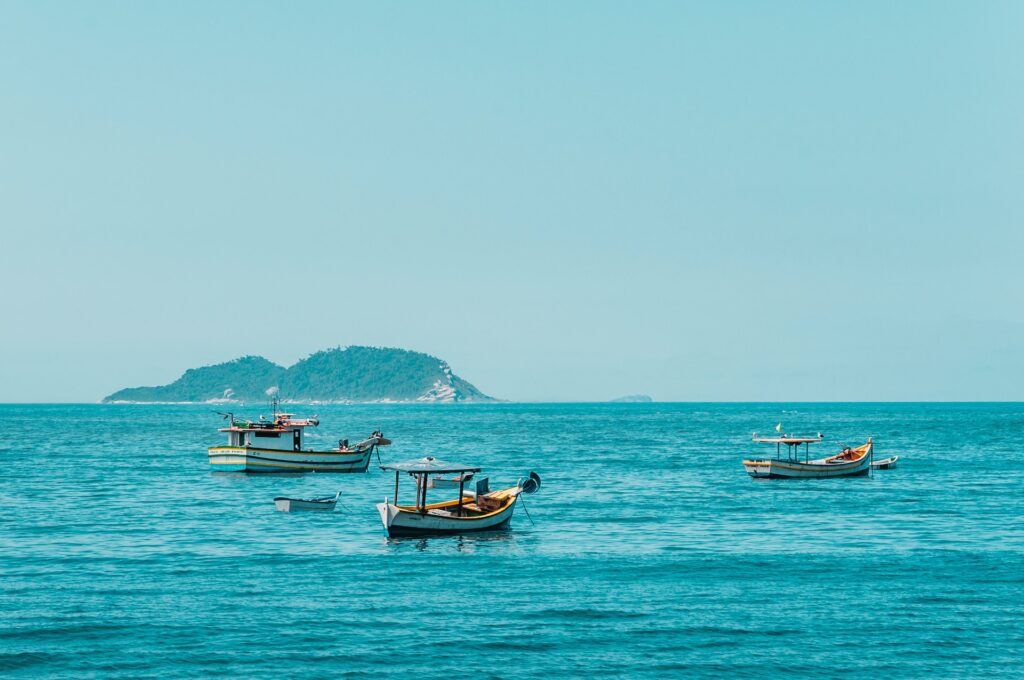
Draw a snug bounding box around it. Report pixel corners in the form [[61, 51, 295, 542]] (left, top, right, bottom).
[[254, 431, 281, 438]]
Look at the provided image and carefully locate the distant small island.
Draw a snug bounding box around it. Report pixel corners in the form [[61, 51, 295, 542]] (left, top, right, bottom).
[[104, 346, 496, 404], [609, 394, 653, 403]]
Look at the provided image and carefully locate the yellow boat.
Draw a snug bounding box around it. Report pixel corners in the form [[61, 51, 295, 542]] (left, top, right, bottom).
[[376, 457, 541, 537]]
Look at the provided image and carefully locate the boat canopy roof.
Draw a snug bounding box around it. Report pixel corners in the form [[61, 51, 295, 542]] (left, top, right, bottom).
[[380, 456, 481, 474], [753, 435, 823, 445]]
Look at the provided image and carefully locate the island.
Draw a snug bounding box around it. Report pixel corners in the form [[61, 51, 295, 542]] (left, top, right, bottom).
[[103, 346, 496, 404], [609, 394, 653, 403]]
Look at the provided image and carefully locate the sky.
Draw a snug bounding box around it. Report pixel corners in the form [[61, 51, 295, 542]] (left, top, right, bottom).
[[1, 1, 1022, 402]]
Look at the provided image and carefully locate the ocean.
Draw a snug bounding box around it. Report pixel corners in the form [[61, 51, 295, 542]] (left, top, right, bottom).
[[1, 403, 1022, 678]]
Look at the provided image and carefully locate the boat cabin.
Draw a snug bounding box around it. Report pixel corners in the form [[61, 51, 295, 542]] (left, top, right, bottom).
[[219, 412, 320, 452]]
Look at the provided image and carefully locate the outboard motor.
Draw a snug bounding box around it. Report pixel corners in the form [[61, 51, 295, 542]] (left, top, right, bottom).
[[520, 471, 542, 495]]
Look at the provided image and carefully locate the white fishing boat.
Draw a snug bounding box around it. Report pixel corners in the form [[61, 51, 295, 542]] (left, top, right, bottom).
[[274, 491, 341, 512], [872, 455, 899, 470], [208, 400, 390, 473], [743, 433, 873, 479], [376, 457, 542, 537]]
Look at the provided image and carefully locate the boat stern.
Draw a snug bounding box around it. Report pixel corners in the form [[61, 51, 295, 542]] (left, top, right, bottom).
[[208, 446, 248, 472]]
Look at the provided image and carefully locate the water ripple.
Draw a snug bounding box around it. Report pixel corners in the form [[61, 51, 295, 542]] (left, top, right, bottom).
[[0, 403, 1022, 677]]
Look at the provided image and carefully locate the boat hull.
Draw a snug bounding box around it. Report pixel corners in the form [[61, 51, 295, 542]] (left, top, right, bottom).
[[376, 496, 518, 537], [274, 498, 338, 511], [744, 441, 873, 479], [872, 455, 899, 470], [208, 446, 374, 473]]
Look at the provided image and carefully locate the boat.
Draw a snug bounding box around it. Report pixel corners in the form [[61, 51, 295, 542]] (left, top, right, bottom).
[[274, 491, 341, 512], [208, 400, 391, 473], [743, 433, 873, 479], [376, 457, 541, 537], [872, 455, 899, 470]]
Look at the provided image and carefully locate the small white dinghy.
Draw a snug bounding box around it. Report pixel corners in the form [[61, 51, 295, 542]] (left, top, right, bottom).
[[274, 491, 341, 512], [871, 455, 899, 470]]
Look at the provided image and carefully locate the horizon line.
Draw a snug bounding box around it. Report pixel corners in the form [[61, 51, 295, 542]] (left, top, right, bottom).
[[1, 400, 1022, 406]]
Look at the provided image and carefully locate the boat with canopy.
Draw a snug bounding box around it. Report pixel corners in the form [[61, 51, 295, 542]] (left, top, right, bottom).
[[376, 456, 541, 537], [743, 433, 873, 479]]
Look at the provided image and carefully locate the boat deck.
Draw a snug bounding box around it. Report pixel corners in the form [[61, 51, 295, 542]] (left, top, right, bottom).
[[394, 489, 516, 519]]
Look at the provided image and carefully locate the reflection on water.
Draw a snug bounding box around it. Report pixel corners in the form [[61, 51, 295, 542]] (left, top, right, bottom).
[[383, 529, 520, 553]]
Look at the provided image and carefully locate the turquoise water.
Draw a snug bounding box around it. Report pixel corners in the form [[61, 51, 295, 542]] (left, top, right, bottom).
[[1, 403, 1022, 678]]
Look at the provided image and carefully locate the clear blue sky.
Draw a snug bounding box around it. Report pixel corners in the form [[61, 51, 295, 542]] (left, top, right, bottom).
[[1, 2, 1021, 402]]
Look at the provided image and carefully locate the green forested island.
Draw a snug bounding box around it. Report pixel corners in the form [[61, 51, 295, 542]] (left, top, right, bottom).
[[103, 346, 495, 403]]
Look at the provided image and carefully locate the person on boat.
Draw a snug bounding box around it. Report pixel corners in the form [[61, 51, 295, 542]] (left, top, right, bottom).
[[339, 439, 349, 450]]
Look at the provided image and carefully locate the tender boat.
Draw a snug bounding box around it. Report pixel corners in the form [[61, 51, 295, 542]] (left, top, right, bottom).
[[872, 455, 899, 470], [376, 457, 541, 537], [274, 491, 341, 512], [208, 400, 391, 473], [743, 433, 873, 479]]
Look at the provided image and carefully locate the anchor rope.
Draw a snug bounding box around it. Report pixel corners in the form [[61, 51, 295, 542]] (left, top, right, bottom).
[[519, 495, 536, 526]]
